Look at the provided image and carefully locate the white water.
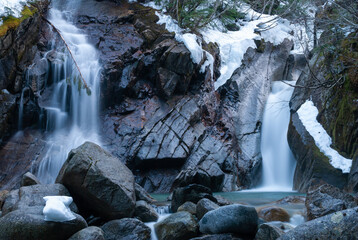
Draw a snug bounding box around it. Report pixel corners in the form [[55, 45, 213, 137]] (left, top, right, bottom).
[[37, 4, 101, 183], [257, 81, 296, 191], [145, 206, 171, 240]]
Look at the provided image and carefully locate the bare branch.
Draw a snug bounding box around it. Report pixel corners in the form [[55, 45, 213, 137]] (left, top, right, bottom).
[[43, 17, 91, 94]]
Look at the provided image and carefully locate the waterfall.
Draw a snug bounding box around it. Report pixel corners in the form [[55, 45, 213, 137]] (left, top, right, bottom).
[[258, 81, 296, 191], [145, 206, 171, 240], [37, 4, 101, 183]]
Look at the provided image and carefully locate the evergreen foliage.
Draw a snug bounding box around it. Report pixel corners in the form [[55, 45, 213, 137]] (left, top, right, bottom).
[[154, 0, 245, 30]]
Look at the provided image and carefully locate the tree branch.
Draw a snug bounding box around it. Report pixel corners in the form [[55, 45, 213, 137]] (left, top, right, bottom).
[[43, 17, 91, 95]]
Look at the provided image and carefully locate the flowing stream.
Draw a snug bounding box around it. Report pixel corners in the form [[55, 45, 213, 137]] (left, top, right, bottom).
[[36, 3, 101, 183], [257, 81, 296, 191]]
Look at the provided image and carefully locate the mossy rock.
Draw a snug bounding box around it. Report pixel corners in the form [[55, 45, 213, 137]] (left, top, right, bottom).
[[0, 6, 38, 37]]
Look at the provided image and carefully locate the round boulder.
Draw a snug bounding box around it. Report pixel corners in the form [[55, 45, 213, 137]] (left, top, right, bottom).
[[177, 201, 196, 215], [134, 200, 159, 222], [21, 172, 41, 187], [154, 211, 199, 240], [68, 226, 105, 240], [56, 142, 136, 220], [0, 206, 87, 240], [196, 198, 219, 220], [257, 207, 290, 222], [199, 204, 258, 236], [101, 218, 151, 240]]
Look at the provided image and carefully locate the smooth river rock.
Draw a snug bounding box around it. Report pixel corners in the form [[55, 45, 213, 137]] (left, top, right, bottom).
[[56, 142, 136, 220], [154, 211, 199, 240], [199, 204, 258, 236], [68, 226, 105, 240], [0, 206, 87, 240], [101, 218, 151, 240]]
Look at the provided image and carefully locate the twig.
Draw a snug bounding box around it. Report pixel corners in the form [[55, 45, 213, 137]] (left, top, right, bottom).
[[42, 17, 91, 94]]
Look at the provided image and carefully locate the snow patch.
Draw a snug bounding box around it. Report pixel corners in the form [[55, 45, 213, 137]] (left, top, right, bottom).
[[297, 100, 352, 173], [43, 196, 76, 222], [150, 1, 294, 89], [0, 0, 28, 19]]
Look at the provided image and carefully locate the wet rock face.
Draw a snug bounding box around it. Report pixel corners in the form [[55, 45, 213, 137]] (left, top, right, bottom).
[[305, 184, 358, 220], [287, 52, 358, 192], [288, 111, 348, 192], [0, 1, 49, 146], [219, 39, 294, 188], [257, 206, 290, 222], [0, 130, 47, 191]]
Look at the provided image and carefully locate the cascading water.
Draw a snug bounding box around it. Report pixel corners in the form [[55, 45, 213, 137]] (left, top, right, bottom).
[[37, 3, 101, 183], [258, 81, 296, 191]]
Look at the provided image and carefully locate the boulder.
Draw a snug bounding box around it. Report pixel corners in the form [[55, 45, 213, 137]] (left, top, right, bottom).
[[68, 226, 105, 240], [279, 207, 358, 239], [101, 218, 151, 240], [0, 190, 9, 210], [199, 204, 258, 236], [135, 183, 156, 203], [305, 184, 358, 220], [177, 201, 196, 216], [257, 207, 290, 222], [134, 200, 159, 222], [0, 206, 87, 240], [171, 184, 217, 212], [255, 222, 293, 240], [196, 198, 219, 220], [154, 211, 198, 240], [56, 142, 136, 220], [1, 184, 77, 216], [21, 172, 41, 187], [191, 234, 241, 240]]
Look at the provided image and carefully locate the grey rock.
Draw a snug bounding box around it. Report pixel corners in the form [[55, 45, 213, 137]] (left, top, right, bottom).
[[68, 226, 105, 240], [199, 204, 258, 236], [257, 207, 290, 222], [305, 184, 358, 220], [0, 206, 87, 240], [177, 201, 197, 215], [154, 211, 198, 240], [255, 222, 287, 240], [134, 200, 159, 222], [0, 91, 16, 144], [157, 67, 180, 98], [171, 184, 217, 212], [135, 183, 156, 203], [21, 172, 41, 187], [279, 207, 358, 240], [288, 111, 348, 192], [191, 234, 242, 240], [219, 39, 293, 188], [101, 218, 151, 240], [196, 198, 219, 220], [1, 184, 77, 216], [56, 142, 136, 220], [173, 161, 225, 192]]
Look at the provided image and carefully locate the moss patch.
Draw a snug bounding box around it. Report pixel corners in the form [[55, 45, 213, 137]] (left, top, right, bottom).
[[0, 6, 38, 37]]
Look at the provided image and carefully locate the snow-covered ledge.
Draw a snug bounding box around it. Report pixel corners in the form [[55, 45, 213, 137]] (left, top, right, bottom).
[[297, 100, 352, 173]]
